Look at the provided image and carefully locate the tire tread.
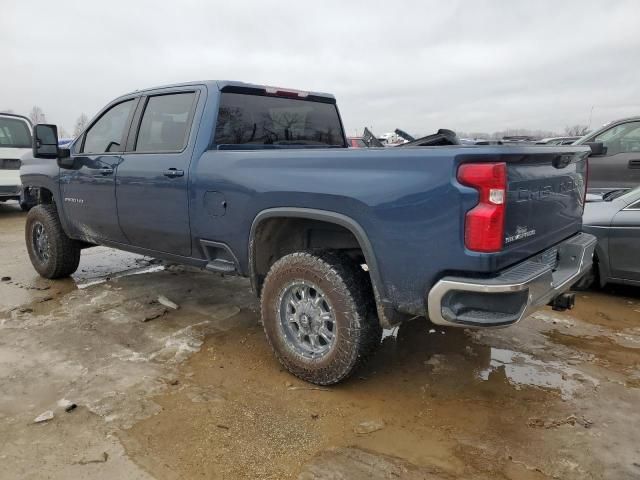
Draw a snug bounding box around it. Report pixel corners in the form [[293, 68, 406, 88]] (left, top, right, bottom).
[[25, 204, 81, 279], [260, 250, 381, 385]]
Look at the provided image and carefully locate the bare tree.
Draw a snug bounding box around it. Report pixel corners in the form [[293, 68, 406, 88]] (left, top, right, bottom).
[[74, 113, 89, 137], [29, 106, 46, 124], [58, 127, 70, 138], [564, 125, 590, 136]]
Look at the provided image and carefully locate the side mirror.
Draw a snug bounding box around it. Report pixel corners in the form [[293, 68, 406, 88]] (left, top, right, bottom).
[[32, 124, 60, 158], [585, 141, 606, 156], [57, 149, 74, 169]]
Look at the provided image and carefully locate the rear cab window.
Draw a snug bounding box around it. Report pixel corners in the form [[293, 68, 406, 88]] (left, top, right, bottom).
[[214, 89, 346, 148]]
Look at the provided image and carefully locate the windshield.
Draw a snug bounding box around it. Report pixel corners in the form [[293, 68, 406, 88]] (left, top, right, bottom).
[[0, 117, 31, 148], [214, 92, 345, 148], [615, 186, 640, 203], [602, 189, 629, 201]]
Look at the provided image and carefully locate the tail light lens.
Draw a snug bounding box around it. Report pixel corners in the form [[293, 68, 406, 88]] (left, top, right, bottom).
[[457, 162, 507, 252]]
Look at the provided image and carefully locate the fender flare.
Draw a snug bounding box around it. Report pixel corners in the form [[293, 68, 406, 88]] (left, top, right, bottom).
[[22, 179, 74, 237], [248, 207, 386, 305]]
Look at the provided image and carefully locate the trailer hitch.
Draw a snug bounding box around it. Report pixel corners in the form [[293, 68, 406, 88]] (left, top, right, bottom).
[[549, 292, 576, 311]]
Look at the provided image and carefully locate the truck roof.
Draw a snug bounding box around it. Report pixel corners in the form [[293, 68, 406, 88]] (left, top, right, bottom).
[[118, 80, 335, 101], [0, 112, 33, 126]]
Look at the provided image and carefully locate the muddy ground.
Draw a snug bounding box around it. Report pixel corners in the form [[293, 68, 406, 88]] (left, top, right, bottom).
[[1, 200, 639, 480]]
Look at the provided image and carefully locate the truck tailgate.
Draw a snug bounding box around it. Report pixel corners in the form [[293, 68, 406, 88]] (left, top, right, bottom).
[[456, 147, 590, 271], [503, 150, 588, 263]]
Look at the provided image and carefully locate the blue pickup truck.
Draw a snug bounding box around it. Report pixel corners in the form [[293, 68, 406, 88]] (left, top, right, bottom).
[[21, 80, 596, 384]]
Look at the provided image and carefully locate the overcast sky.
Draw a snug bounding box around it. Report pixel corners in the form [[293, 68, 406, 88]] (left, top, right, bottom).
[[2, 0, 639, 137]]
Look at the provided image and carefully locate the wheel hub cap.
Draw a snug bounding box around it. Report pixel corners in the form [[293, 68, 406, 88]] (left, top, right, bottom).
[[278, 281, 336, 359], [32, 222, 50, 262]]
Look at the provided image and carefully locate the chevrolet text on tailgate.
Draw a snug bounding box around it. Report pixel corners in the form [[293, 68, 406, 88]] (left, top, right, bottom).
[[20, 81, 597, 385]]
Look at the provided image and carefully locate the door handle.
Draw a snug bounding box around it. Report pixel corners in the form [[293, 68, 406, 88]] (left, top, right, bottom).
[[628, 159, 640, 169], [99, 166, 114, 175], [164, 168, 184, 178]]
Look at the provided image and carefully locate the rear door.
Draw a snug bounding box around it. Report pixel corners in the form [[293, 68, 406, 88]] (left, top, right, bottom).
[[588, 121, 640, 190], [60, 98, 138, 242], [609, 198, 640, 282], [115, 89, 199, 256]]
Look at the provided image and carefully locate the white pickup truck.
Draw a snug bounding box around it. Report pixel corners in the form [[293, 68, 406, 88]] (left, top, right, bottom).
[[0, 113, 32, 210]]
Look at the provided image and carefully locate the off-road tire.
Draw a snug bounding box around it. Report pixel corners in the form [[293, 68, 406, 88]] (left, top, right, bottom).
[[25, 204, 81, 279], [261, 251, 382, 385]]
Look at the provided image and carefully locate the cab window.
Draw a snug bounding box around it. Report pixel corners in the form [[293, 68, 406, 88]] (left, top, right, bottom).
[[82, 100, 135, 154], [214, 92, 344, 147], [134, 92, 196, 152], [594, 121, 640, 156], [0, 117, 31, 148]]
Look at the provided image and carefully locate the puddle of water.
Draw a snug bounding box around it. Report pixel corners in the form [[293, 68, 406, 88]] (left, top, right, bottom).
[[478, 347, 598, 399], [70, 247, 163, 288], [381, 325, 446, 341], [77, 264, 165, 289]]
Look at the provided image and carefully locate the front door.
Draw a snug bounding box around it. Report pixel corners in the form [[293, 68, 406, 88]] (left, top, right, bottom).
[[589, 120, 640, 190], [59, 98, 138, 243], [115, 90, 198, 256]]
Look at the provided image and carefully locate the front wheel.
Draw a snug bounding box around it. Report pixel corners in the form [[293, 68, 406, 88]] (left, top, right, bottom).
[[260, 251, 381, 385], [25, 204, 81, 279]]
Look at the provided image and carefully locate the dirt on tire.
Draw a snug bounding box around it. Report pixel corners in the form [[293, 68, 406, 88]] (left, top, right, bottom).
[[25, 204, 81, 279], [260, 251, 382, 385]]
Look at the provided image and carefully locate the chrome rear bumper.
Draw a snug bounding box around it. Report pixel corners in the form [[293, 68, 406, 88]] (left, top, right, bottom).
[[427, 233, 597, 328]]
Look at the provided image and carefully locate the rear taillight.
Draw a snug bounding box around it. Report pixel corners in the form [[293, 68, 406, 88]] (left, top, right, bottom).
[[457, 162, 507, 253]]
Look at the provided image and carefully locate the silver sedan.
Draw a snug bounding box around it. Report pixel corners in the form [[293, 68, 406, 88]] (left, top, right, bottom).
[[577, 187, 640, 288]]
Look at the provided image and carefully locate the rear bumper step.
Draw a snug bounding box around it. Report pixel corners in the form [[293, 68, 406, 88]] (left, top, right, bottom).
[[427, 232, 597, 328]]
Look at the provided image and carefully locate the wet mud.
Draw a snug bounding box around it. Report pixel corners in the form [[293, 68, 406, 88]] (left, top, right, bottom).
[[1, 201, 639, 479]]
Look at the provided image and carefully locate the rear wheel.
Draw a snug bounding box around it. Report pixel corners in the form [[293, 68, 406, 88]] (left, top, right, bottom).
[[260, 251, 381, 385], [25, 204, 81, 279]]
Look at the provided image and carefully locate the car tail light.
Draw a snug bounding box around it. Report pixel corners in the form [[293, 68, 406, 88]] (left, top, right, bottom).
[[457, 162, 507, 252]]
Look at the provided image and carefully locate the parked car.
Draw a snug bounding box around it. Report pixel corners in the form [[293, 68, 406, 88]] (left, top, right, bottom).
[[21, 80, 596, 384], [575, 117, 640, 193], [501, 135, 539, 144], [575, 186, 640, 288], [347, 137, 366, 148], [536, 136, 581, 145], [0, 113, 32, 210]]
